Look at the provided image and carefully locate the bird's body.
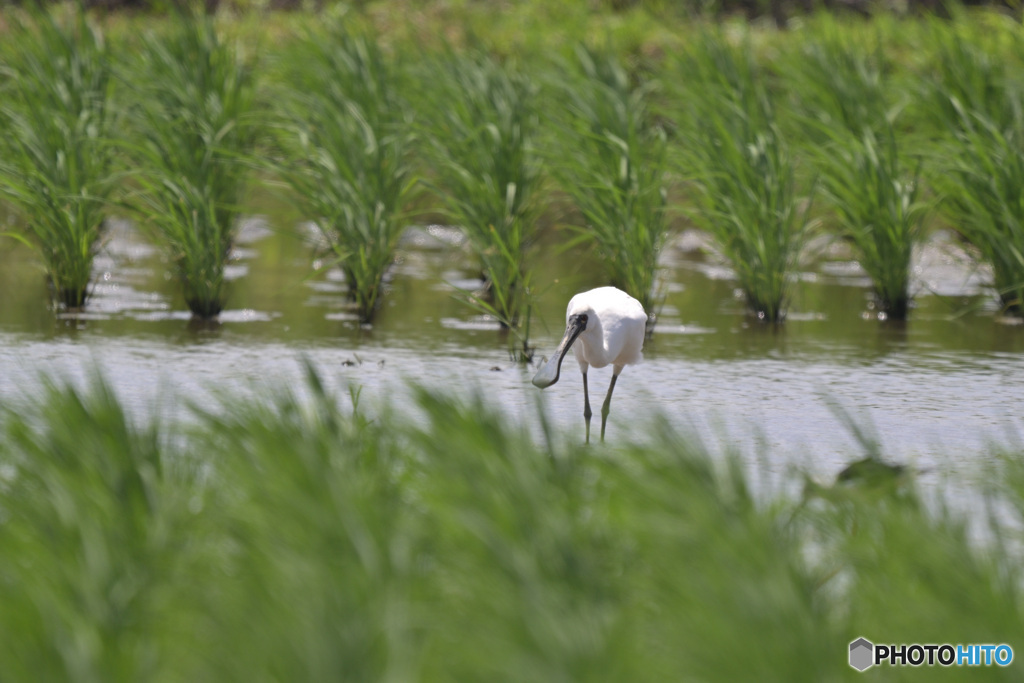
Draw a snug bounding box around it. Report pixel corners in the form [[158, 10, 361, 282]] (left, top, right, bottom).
[[566, 286, 645, 371], [532, 286, 646, 443]]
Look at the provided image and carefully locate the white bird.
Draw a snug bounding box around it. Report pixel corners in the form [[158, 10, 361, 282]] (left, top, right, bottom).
[[532, 286, 647, 443]]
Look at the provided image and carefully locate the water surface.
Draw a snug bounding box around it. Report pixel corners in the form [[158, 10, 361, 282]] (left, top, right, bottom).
[[1, 217, 1022, 487]]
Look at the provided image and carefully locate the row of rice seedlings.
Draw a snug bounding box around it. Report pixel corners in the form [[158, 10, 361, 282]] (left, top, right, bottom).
[[550, 46, 669, 329], [0, 9, 117, 310], [122, 10, 256, 319], [788, 33, 928, 320], [416, 52, 543, 359], [676, 34, 810, 322], [1, 368, 1022, 679], [7, 9, 1024, 327], [269, 27, 416, 324]]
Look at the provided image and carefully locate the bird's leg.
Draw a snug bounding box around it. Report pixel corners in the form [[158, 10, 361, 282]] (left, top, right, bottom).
[[582, 371, 592, 445], [600, 371, 621, 443]]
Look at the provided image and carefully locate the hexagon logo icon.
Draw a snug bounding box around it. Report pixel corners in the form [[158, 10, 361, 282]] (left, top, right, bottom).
[[849, 637, 874, 671]]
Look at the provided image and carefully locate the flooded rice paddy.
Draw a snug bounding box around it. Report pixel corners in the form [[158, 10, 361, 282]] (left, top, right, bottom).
[[1, 215, 1022, 486]]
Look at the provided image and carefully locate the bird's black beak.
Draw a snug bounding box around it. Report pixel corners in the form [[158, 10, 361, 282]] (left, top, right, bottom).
[[532, 313, 588, 389]]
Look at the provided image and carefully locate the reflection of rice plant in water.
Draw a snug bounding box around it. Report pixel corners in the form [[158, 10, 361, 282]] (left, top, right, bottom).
[[0, 9, 116, 310], [551, 46, 668, 328], [124, 10, 255, 319], [791, 36, 927, 320], [417, 52, 541, 359], [271, 28, 415, 323], [678, 35, 810, 322]]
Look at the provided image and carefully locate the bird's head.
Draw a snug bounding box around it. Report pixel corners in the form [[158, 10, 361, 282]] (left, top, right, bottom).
[[531, 313, 588, 389]]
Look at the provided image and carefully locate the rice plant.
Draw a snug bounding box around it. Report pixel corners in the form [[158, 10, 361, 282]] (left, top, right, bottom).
[[0, 373, 198, 681], [270, 29, 415, 323], [914, 22, 1024, 317], [783, 27, 892, 143], [551, 46, 668, 327], [0, 8, 116, 310], [1, 367, 1023, 680], [919, 22, 1023, 138], [677, 34, 810, 322], [789, 35, 927, 319], [935, 103, 1024, 316], [817, 127, 926, 319], [123, 10, 255, 319], [417, 52, 542, 359]]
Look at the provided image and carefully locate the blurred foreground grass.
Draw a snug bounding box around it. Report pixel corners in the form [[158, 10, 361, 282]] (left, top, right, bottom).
[[0, 365, 1021, 681]]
